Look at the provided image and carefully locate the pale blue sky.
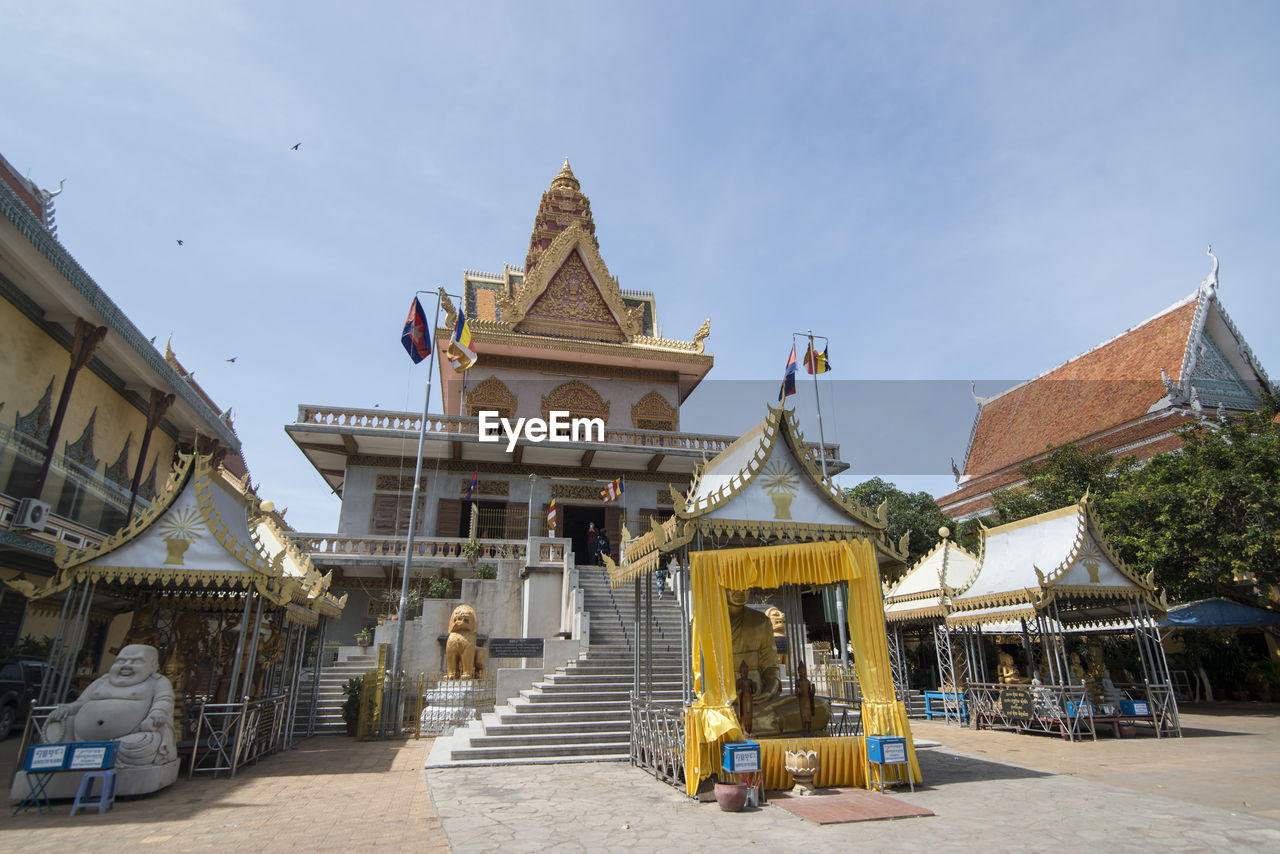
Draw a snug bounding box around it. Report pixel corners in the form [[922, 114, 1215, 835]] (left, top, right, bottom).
[[5, 2, 1277, 531]]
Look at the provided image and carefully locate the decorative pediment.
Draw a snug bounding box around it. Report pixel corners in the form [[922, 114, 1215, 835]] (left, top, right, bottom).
[[631, 391, 677, 431], [105, 435, 133, 490], [15, 377, 55, 442], [496, 225, 645, 340], [465, 376, 518, 419], [541, 379, 609, 424]]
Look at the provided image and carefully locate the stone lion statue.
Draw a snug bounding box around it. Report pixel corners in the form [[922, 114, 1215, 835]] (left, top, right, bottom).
[[444, 604, 487, 680]]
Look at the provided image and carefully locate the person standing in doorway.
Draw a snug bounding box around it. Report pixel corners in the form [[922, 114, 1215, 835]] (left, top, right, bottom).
[[587, 522, 599, 566], [595, 527, 611, 566]]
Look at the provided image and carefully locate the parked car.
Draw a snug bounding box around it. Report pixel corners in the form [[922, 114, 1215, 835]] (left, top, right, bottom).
[[0, 658, 74, 740]]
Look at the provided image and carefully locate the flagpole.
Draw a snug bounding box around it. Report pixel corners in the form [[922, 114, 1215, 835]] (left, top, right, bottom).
[[390, 289, 446, 724], [800, 330, 829, 480], [797, 330, 844, 667]]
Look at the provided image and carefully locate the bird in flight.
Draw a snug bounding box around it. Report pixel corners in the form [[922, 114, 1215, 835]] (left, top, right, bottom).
[[176, 239, 184, 246], [226, 356, 238, 363], [291, 143, 301, 150]]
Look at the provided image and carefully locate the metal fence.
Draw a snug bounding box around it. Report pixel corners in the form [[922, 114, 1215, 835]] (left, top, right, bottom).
[[189, 693, 291, 776], [966, 681, 1096, 741], [630, 696, 686, 787], [357, 671, 498, 738]]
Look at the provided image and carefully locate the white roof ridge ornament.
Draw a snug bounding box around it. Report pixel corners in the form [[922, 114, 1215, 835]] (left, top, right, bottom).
[[1202, 244, 1219, 295]]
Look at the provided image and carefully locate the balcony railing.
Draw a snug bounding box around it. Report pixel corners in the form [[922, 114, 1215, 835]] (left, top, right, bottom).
[[289, 533, 570, 566], [294, 405, 841, 461]]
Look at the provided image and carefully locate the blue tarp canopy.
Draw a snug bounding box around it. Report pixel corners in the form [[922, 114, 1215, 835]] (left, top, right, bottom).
[[1160, 598, 1280, 629]]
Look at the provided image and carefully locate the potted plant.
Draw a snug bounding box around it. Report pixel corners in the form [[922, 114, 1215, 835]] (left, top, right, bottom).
[[355, 627, 373, 648], [341, 676, 363, 737], [474, 563, 497, 580], [462, 538, 482, 567]]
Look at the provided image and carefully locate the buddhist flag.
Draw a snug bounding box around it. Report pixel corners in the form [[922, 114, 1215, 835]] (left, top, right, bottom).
[[778, 345, 798, 402], [547, 497, 557, 534], [600, 476, 624, 502], [448, 309, 477, 371], [803, 341, 831, 374], [463, 470, 479, 501], [401, 297, 430, 364]]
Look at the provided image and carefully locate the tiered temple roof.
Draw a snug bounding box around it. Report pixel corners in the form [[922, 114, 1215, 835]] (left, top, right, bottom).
[[940, 262, 1272, 519]]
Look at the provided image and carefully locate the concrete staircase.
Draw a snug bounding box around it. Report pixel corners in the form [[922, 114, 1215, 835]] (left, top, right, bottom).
[[296, 652, 377, 736], [427, 568, 685, 767]]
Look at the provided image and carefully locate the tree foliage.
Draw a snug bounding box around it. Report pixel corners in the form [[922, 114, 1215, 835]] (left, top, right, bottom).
[[1104, 399, 1280, 604], [843, 477, 955, 562], [990, 444, 1135, 525]]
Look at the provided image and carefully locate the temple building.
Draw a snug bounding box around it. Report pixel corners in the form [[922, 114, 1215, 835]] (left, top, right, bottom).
[[939, 254, 1274, 520], [0, 151, 242, 652], [286, 161, 848, 637]]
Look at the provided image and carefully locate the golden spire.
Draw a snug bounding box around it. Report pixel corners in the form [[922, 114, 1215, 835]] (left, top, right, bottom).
[[550, 157, 580, 192], [524, 158, 598, 276]]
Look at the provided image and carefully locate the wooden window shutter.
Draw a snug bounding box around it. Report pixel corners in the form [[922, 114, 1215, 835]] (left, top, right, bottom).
[[436, 498, 462, 538], [370, 494, 400, 536]]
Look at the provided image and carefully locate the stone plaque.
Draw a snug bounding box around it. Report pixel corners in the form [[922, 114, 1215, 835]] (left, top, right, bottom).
[[1000, 687, 1034, 717], [774, 636, 789, 655], [487, 637, 544, 658]]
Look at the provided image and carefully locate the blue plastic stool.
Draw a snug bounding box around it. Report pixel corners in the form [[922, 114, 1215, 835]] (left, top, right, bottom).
[[70, 769, 117, 815]]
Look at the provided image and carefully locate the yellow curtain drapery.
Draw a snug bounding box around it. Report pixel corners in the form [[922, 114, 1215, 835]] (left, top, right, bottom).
[[685, 539, 921, 795]]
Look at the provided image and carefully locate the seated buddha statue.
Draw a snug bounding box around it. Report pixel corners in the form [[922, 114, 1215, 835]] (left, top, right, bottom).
[[997, 650, 1029, 685], [727, 589, 830, 736]]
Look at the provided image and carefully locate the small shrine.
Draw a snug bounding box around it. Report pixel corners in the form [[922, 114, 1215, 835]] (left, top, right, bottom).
[[612, 405, 918, 796], [884, 496, 1181, 740], [882, 532, 980, 723], [7, 453, 345, 800]]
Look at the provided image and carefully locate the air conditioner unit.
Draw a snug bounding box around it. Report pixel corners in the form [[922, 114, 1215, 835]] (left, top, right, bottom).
[[15, 498, 51, 530]]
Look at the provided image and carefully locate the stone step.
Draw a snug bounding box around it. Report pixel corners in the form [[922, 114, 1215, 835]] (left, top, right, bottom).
[[472, 730, 630, 749], [493, 708, 632, 726], [447, 741, 629, 763], [534, 681, 680, 695], [480, 719, 625, 737], [511, 698, 632, 713]]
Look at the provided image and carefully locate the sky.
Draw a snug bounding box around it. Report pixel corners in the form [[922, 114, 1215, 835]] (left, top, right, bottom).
[[4, 1, 1278, 533]]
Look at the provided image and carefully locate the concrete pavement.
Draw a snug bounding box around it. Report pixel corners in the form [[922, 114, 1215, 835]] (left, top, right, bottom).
[[2, 703, 1278, 852]]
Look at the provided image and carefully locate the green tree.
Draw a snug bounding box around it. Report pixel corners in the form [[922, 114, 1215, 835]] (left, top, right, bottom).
[[990, 444, 1135, 525], [1105, 397, 1280, 604], [843, 477, 955, 562]]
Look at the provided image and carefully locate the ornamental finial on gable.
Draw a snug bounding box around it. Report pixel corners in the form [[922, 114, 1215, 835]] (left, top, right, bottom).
[[1202, 244, 1219, 295]]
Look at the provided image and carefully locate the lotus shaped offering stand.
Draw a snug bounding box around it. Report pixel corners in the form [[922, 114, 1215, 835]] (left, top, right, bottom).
[[784, 749, 821, 796]]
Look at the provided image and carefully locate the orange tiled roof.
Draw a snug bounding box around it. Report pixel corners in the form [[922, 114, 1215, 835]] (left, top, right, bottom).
[[962, 298, 1197, 480]]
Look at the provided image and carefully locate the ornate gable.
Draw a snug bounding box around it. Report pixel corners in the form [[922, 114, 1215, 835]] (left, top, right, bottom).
[[496, 225, 644, 340], [516, 248, 627, 342]]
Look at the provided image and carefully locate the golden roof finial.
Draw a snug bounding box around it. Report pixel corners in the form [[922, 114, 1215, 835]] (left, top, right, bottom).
[[551, 157, 579, 191]]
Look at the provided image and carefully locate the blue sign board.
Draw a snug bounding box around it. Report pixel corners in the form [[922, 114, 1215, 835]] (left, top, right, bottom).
[[722, 740, 761, 773]]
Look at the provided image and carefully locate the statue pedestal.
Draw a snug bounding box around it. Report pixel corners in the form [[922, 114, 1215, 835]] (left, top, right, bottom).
[[10, 758, 180, 802]]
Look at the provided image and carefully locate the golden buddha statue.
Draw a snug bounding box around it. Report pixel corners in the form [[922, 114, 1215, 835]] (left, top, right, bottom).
[[997, 649, 1028, 685], [727, 589, 830, 736], [764, 605, 788, 668]]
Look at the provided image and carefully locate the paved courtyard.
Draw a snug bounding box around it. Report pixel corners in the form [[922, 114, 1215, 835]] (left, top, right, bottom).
[[2, 703, 1277, 853]]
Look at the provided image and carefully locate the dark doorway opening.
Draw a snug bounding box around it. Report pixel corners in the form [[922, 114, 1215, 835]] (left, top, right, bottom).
[[562, 504, 606, 566]]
